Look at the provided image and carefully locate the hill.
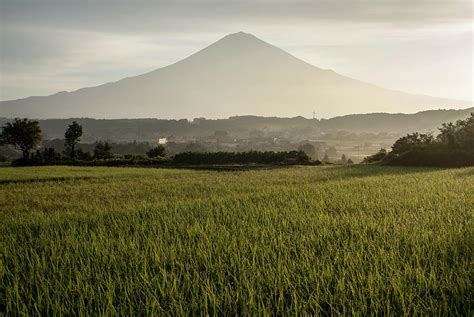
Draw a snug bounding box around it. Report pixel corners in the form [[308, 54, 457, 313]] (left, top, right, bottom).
[[1, 108, 471, 143]]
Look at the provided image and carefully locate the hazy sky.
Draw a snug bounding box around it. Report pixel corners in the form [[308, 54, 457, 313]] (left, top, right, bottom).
[[1, 0, 472, 102]]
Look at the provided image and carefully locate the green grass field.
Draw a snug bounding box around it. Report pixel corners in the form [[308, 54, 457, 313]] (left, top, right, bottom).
[[1, 165, 473, 315]]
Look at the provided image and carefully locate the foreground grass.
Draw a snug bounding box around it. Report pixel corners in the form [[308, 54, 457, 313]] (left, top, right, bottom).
[[1, 165, 473, 315]]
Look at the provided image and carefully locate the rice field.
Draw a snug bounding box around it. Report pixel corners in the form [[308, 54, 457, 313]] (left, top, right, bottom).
[[1, 165, 473, 315]]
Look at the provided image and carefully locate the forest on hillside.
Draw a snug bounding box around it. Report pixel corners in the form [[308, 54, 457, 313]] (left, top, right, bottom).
[[0, 108, 471, 142]]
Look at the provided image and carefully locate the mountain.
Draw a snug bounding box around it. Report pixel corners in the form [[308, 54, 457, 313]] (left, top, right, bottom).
[[0, 32, 471, 119]]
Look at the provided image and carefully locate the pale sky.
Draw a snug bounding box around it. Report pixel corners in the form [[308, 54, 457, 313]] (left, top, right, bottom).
[[1, 0, 472, 102]]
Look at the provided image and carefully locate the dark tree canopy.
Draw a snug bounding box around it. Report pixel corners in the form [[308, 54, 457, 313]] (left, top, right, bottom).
[[146, 145, 166, 158], [391, 132, 434, 155], [172, 150, 311, 165], [323, 152, 329, 162], [363, 148, 387, 163], [364, 113, 474, 167], [340, 154, 347, 164], [298, 143, 316, 158], [65, 121, 83, 159], [0, 118, 42, 159], [93, 141, 113, 159], [437, 113, 474, 150]]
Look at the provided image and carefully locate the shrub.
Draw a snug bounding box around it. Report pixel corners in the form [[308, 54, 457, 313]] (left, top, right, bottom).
[[146, 146, 166, 158], [383, 113, 473, 167], [172, 150, 311, 165], [363, 149, 387, 163], [76, 149, 93, 161], [298, 143, 316, 158], [93, 141, 113, 159]]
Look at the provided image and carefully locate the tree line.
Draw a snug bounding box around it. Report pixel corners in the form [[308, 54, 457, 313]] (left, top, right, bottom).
[[8, 114, 470, 167], [364, 113, 473, 167], [173, 151, 311, 165], [0, 118, 315, 166], [0, 119, 167, 164]]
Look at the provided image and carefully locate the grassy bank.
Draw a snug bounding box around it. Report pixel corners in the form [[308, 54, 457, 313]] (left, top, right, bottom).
[[1, 165, 473, 315]]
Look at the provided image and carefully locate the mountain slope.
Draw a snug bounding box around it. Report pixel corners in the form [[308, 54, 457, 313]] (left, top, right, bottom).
[[0, 32, 471, 119]]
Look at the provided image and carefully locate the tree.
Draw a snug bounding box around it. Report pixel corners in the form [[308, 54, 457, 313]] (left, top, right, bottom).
[[437, 113, 474, 150], [0, 118, 42, 159], [323, 152, 329, 162], [385, 114, 473, 167], [391, 132, 433, 155], [298, 143, 316, 159], [64, 121, 83, 159], [347, 158, 354, 164], [146, 145, 166, 158], [93, 141, 113, 159], [340, 153, 347, 164], [76, 149, 93, 161], [363, 148, 387, 163]]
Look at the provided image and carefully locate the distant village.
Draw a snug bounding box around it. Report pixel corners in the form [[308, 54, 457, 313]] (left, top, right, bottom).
[[3, 107, 471, 163]]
